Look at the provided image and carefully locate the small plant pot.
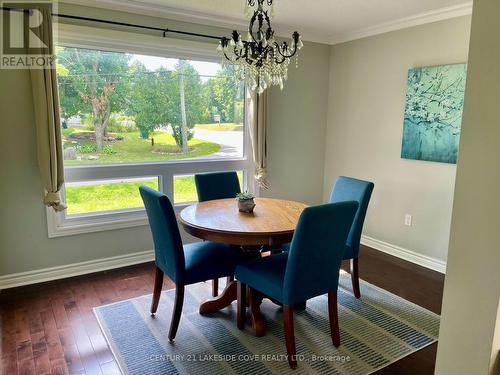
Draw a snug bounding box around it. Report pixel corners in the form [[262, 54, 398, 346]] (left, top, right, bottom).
[[238, 198, 256, 213]]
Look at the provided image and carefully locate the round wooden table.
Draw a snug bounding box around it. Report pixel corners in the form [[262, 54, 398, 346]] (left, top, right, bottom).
[[179, 197, 307, 320], [180, 197, 307, 246]]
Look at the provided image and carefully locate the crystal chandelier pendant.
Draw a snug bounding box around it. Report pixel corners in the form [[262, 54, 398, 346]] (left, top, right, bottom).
[[217, 0, 303, 93]]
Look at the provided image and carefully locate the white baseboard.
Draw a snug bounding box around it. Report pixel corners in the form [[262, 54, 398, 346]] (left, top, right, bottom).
[[0, 236, 446, 290], [0, 250, 155, 290], [361, 235, 447, 274]]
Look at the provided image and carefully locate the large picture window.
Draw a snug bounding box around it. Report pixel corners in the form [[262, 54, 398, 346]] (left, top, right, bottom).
[[48, 26, 252, 237]]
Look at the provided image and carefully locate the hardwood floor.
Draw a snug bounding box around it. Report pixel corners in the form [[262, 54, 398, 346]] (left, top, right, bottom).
[[0, 245, 444, 375]]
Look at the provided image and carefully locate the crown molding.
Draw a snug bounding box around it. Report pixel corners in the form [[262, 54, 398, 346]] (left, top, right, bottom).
[[330, 2, 473, 45], [62, 0, 331, 43], [64, 0, 247, 30], [61, 0, 472, 46]]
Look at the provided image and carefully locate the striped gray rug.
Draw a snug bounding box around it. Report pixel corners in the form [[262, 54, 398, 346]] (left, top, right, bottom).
[[94, 271, 439, 374]]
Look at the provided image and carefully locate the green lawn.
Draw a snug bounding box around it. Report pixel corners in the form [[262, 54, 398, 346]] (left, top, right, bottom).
[[173, 175, 199, 204], [65, 178, 158, 215], [62, 128, 220, 165], [66, 173, 244, 215], [194, 123, 243, 132]]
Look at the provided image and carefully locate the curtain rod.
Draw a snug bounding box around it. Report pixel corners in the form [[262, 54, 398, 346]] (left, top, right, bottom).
[[0, 6, 223, 41]]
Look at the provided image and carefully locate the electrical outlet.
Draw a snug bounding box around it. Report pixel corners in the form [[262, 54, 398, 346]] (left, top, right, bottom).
[[405, 214, 412, 227]]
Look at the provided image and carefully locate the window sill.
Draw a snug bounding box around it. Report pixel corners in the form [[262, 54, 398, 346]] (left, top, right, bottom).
[[47, 208, 149, 238], [46, 204, 193, 238]]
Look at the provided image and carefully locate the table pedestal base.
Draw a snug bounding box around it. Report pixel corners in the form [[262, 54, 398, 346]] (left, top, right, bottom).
[[249, 288, 265, 337], [198, 245, 302, 337], [199, 280, 237, 314], [199, 245, 261, 314]]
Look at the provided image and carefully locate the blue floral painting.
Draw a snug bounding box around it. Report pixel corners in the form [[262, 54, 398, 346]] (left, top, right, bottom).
[[401, 64, 467, 164]]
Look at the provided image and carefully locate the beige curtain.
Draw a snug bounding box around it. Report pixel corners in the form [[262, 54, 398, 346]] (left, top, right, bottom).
[[247, 88, 269, 189], [29, 9, 66, 211]]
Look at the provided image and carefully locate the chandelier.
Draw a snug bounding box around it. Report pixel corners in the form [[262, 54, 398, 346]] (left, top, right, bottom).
[[217, 0, 303, 93]]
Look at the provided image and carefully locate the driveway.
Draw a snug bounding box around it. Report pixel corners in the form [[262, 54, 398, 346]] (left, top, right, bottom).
[[192, 129, 244, 159]]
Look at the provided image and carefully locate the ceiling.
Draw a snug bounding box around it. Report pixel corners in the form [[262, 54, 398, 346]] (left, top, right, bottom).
[[65, 0, 473, 44]]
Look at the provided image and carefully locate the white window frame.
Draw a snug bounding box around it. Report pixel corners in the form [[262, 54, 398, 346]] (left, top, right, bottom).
[[47, 24, 255, 238]]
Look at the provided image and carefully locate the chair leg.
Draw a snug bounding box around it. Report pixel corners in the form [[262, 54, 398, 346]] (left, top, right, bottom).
[[328, 290, 341, 347], [212, 278, 219, 297], [237, 281, 247, 330], [283, 305, 297, 369], [150, 266, 164, 316], [351, 258, 361, 299], [168, 284, 185, 342]]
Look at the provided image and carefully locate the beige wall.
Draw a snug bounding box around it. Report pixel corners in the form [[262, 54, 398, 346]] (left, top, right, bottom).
[[435, 0, 500, 373], [263, 45, 330, 204], [323, 16, 471, 263], [0, 4, 330, 276]]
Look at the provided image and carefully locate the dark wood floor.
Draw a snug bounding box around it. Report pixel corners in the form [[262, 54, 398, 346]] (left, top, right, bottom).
[[0, 245, 445, 375]]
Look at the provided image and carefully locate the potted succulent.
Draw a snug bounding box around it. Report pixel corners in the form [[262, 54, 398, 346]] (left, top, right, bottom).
[[236, 191, 256, 213]]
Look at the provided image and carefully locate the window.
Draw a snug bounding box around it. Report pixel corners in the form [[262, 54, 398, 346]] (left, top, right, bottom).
[[48, 25, 253, 237], [173, 171, 244, 204]]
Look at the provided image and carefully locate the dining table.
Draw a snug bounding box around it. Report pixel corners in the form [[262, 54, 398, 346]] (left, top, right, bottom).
[[179, 197, 307, 335]]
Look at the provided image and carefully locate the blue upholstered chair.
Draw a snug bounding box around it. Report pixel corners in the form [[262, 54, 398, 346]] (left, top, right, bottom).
[[235, 201, 358, 369], [194, 171, 241, 203], [281, 176, 374, 299], [194, 171, 241, 297], [140, 186, 242, 341], [330, 176, 374, 298]]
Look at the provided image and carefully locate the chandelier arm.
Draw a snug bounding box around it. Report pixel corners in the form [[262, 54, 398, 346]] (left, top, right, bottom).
[[232, 48, 245, 61], [281, 48, 298, 59], [273, 42, 285, 60], [241, 45, 251, 63], [223, 51, 237, 62], [231, 45, 241, 56], [274, 54, 286, 64], [274, 42, 298, 59]]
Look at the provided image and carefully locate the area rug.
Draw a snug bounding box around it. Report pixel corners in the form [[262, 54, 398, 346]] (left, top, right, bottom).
[[94, 271, 440, 374]]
